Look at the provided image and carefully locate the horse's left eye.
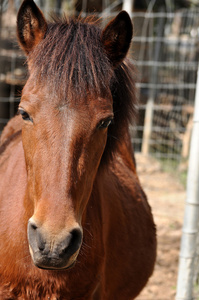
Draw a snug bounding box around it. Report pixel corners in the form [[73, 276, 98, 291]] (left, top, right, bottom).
[[18, 108, 33, 122], [97, 118, 113, 129]]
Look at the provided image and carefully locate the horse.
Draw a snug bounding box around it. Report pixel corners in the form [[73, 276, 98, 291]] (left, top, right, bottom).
[[0, 0, 156, 299]]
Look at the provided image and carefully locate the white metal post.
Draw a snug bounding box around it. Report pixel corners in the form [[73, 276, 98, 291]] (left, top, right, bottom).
[[122, 0, 134, 15], [176, 64, 199, 300]]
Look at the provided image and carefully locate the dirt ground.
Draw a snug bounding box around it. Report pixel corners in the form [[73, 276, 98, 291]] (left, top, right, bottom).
[[135, 153, 186, 300]]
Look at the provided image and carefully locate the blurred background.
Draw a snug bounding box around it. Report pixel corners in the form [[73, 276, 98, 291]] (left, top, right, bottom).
[[0, 0, 199, 299]]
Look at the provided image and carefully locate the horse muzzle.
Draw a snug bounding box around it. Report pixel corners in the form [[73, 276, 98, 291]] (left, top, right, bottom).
[[27, 219, 83, 270]]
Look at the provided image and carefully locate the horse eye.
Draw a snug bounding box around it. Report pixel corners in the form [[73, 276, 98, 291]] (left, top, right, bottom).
[[98, 118, 113, 129], [18, 108, 33, 122]]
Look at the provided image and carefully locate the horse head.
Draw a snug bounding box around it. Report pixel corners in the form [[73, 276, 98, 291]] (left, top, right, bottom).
[[17, 0, 133, 270]]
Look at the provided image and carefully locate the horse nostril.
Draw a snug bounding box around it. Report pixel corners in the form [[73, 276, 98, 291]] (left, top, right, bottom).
[[28, 220, 46, 252], [69, 228, 82, 254], [71, 228, 82, 248], [29, 220, 38, 231], [60, 228, 83, 257]]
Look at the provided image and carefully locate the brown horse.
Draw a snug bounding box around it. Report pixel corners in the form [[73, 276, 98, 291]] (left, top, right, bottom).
[[0, 1, 156, 299]]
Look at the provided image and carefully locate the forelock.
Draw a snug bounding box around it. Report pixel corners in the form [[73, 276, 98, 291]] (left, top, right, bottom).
[[28, 18, 113, 103]]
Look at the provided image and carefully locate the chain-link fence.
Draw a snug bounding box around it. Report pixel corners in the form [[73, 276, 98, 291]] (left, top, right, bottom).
[[132, 7, 198, 167]]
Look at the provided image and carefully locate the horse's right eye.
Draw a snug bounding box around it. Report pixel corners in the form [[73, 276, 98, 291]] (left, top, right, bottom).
[[18, 108, 33, 122]]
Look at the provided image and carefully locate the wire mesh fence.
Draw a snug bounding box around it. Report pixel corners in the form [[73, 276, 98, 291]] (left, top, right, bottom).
[[0, 1, 198, 166], [131, 8, 198, 166]]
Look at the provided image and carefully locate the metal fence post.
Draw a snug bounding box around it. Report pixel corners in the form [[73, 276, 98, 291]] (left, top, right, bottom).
[[176, 64, 199, 300], [141, 7, 165, 155], [122, 0, 134, 14]]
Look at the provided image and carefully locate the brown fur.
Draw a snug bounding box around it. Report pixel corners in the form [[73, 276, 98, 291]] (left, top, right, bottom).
[[0, 1, 156, 299]]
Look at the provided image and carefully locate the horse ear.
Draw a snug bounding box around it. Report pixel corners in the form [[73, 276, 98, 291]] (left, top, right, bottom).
[[101, 11, 133, 67], [17, 0, 47, 55]]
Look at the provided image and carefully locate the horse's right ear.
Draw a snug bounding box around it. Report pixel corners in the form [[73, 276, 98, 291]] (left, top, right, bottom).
[[17, 0, 47, 55]]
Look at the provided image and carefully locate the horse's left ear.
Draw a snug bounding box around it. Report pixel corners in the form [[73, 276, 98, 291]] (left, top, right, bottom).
[[101, 11, 133, 67], [17, 0, 47, 55]]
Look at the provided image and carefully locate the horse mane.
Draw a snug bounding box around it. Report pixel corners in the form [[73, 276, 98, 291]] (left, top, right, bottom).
[[27, 16, 138, 162]]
